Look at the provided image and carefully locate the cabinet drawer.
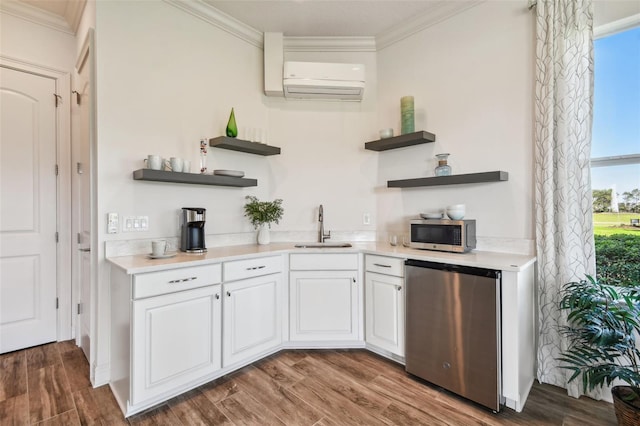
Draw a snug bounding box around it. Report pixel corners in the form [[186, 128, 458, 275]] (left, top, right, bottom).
[[290, 253, 358, 271], [223, 255, 282, 282], [365, 255, 404, 277], [133, 264, 222, 299]]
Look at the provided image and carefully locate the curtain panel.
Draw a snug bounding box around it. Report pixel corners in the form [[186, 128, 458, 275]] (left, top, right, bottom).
[[534, 0, 598, 398]]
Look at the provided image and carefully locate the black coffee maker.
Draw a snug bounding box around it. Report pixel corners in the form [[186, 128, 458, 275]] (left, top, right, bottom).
[[180, 207, 207, 253]]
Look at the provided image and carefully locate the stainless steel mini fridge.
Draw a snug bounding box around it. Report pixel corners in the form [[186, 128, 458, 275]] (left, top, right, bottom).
[[404, 259, 502, 412]]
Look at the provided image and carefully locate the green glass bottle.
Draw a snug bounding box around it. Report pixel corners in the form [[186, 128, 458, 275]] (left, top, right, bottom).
[[226, 108, 238, 138]]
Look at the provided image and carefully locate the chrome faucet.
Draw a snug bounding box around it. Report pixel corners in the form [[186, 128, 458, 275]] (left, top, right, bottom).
[[318, 204, 331, 243]]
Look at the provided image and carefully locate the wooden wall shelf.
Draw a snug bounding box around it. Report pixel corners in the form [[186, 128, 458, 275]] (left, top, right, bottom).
[[364, 130, 436, 151], [209, 136, 281, 156], [133, 169, 257, 187], [387, 171, 509, 188]]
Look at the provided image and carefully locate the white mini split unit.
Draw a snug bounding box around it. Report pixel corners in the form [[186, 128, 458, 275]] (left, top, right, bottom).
[[283, 61, 365, 101]]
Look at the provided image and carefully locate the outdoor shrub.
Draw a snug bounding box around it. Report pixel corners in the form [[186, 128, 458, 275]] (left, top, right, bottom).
[[595, 234, 640, 287]]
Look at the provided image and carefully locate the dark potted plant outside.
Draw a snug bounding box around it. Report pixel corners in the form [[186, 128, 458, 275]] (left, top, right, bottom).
[[243, 195, 283, 245], [558, 276, 640, 425]]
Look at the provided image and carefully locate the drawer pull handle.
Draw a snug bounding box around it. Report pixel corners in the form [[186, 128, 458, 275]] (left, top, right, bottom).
[[168, 276, 197, 284], [373, 263, 391, 268], [245, 265, 266, 271]]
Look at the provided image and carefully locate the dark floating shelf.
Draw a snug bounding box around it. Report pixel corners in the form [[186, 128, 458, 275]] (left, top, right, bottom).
[[209, 136, 281, 156], [364, 130, 436, 151], [133, 169, 257, 188], [388, 171, 509, 188]]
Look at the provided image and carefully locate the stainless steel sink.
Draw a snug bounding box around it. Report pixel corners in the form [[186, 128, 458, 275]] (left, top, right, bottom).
[[294, 242, 353, 248]]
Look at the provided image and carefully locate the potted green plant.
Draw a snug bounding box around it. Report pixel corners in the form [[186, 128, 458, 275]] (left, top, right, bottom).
[[243, 195, 283, 245], [558, 276, 640, 425]]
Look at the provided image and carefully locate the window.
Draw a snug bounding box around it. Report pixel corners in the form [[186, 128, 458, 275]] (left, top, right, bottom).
[[591, 25, 640, 232], [591, 24, 640, 287]]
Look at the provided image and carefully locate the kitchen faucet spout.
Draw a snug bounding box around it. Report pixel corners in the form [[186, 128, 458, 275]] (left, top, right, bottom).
[[318, 204, 331, 243]]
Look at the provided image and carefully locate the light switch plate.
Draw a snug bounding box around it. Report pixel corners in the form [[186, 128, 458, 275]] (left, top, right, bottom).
[[363, 213, 371, 225], [107, 213, 119, 234], [122, 215, 149, 232]]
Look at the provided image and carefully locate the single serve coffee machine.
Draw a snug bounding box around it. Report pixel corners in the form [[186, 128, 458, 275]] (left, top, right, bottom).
[[180, 207, 207, 253]]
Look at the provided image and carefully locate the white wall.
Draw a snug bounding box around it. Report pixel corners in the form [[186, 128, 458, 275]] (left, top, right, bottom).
[[376, 1, 536, 246], [594, 0, 640, 27], [0, 12, 75, 70]]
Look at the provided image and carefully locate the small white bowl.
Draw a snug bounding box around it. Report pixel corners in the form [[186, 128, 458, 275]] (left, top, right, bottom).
[[446, 209, 465, 220], [447, 204, 465, 209], [379, 128, 394, 139], [446, 207, 465, 220]]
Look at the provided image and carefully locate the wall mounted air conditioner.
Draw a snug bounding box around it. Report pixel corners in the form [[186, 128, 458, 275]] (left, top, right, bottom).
[[283, 61, 365, 101]]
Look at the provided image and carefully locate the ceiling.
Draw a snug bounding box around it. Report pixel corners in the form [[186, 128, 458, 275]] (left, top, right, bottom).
[[13, 0, 474, 38]]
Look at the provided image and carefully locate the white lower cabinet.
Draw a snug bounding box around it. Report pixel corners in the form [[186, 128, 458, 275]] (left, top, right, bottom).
[[289, 252, 360, 342], [365, 272, 404, 356], [109, 263, 223, 415], [365, 254, 405, 357], [131, 284, 222, 405], [222, 257, 283, 367]]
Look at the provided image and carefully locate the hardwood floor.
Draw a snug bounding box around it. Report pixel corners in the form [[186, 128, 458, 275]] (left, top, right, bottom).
[[0, 341, 617, 425]]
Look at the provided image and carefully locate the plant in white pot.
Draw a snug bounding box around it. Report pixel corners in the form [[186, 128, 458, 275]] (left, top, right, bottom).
[[558, 276, 640, 425], [243, 195, 283, 245]]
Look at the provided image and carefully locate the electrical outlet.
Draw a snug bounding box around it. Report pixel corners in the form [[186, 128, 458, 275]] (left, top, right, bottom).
[[363, 213, 371, 225], [107, 213, 119, 234]]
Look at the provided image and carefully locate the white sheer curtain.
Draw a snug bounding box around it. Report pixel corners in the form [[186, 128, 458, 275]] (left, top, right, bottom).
[[534, 0, 599, 399]]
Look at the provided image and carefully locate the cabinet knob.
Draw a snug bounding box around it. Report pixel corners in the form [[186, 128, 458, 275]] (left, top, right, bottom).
[[352, 277, 356, 283], [397, 286, 402, 291], [215, 293, 220, 299], [226, 291, 231, 297]]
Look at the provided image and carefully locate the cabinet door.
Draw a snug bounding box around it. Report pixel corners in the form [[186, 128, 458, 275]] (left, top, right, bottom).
[[365, 272, 404, 356], [223, 274, 282, 367], [290, 270, 359, 341], [131, 285, 221, 405]]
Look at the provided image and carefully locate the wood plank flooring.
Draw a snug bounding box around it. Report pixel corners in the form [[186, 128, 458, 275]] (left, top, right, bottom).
[[0, 341, 617, 425]]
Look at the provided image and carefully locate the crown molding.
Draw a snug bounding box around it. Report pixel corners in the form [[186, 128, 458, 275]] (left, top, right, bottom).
[[167, 0, 482, 53], [0, 0, 73, 35], [165, 0, 263, 48], [376, 1, 484, 50], [284, 36, 376, 53]]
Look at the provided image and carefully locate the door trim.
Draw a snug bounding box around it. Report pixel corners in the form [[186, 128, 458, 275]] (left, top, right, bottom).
[[73, 28, 100, 385], [0, 54, 72, 342]]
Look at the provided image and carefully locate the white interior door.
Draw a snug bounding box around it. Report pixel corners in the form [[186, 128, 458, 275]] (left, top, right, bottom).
[[73, 36, 93, 361], [0, 66, 58, 353]]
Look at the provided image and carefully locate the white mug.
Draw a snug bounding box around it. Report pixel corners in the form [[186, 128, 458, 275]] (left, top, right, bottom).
[[183, 160, 191, 173], [170, 157, 183, 173], [144, 155, 162, 170], [151, 240, 167, 256]]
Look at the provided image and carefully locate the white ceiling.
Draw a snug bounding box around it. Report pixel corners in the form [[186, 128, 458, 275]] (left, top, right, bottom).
[[204, 0, 451, 37]]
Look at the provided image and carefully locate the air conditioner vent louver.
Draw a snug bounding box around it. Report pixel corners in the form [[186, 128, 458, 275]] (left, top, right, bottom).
[[283, 61, 365, 101]]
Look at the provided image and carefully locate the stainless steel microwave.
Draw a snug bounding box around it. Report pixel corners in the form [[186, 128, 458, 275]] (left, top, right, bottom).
[[409, 219, 476, 253]]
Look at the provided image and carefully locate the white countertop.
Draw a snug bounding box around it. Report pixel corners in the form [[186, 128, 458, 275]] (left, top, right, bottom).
[[107, 242, 536, 274]]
